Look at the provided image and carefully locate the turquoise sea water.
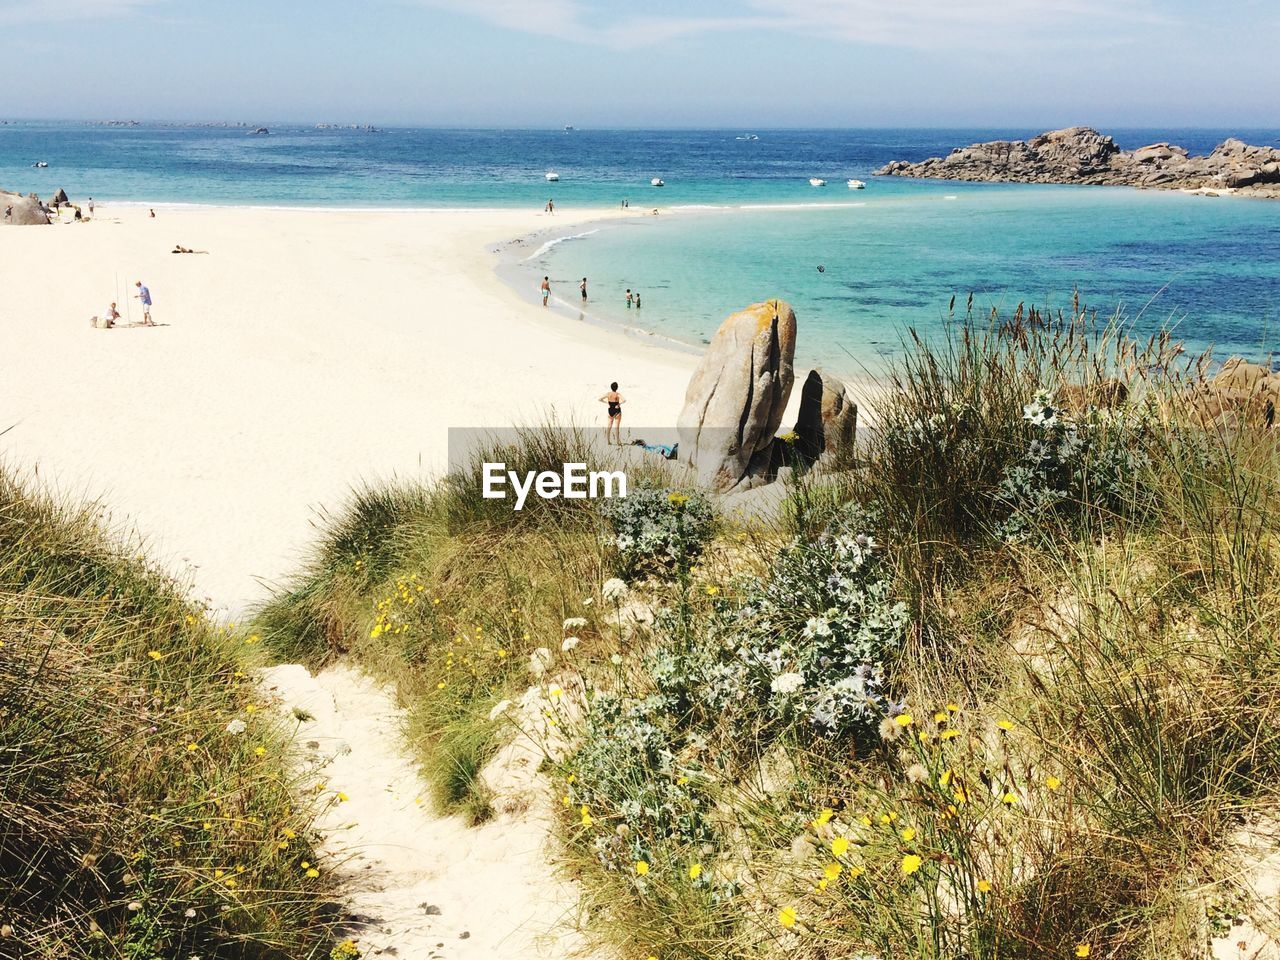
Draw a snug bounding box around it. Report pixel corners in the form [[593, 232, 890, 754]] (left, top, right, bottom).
[[4, 123, 1278, 372]]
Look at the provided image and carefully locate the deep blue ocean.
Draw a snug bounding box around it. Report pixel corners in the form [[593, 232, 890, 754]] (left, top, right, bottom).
[[4, 123, 1278, 372]]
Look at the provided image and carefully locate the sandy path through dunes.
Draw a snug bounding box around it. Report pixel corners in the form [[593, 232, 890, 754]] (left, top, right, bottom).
[[0, 205, 694, 614], [262, 663, 595, 960]]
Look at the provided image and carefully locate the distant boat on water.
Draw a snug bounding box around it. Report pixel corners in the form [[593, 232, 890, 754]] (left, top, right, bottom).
[[847, 179, 866, 189], [651, 177, 665, 187], [33, 160, 49, 168], [249, 127, 270, 135], [545, 171, 560, 181], [735, 134, 759, 141], [809, 178, 826, 187], [564, 125, 574, 132]]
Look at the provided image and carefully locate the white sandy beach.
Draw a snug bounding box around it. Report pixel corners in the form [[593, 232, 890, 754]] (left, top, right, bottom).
[[0, 204, 696, 614]]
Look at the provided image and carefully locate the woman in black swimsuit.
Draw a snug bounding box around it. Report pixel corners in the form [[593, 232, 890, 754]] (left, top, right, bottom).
[[600, 381, 625, 445]]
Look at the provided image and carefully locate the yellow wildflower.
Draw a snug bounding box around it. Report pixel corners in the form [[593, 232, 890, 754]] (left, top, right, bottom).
[[823, 862, 842, 881], [777, 906, 797, 929], [894, 713, 913, 727], [1046, 775, 1062, 790], [977, 879, 992, 893], [1001, 791, 1018, 805], [940, 729, 960, 740], [812, 808, 834, 827], [901, 854, 923, 876], [996, 718, 1015, 731], [831, 836, 850, 857], [900, 827, 916, 842], [946, 703, 959, 713], [933, 711, 947, 722], [688, 863, 702, 881], [306, 867, 320, 878], [148, 650, 163, 661], [254, 746, 266, 757], [1076, 945, 1090, 958], [635, 861, 649, 876], [580, 806, 592, 827]]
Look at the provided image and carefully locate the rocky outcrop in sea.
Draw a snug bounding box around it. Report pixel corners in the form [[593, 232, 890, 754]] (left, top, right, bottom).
[[877, 127, 1280, 198]]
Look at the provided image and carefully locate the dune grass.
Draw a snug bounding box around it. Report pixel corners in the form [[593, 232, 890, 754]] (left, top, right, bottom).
[[257, 303, 1280, 959], [0, 468, 338, 958]]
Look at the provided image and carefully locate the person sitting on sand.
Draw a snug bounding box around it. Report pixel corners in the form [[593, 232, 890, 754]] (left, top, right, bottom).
[[600, 381, 625, 445], [102, 302, 120, 328]]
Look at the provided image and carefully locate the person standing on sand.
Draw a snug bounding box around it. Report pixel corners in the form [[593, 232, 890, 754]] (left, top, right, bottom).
[[134, 280, 154, 325], [87, 197, 94, 217], [541, 276, 551, 307], [545, 198, 554, 214], [600, 381, 625, 445], [580, 277, 588, 302]]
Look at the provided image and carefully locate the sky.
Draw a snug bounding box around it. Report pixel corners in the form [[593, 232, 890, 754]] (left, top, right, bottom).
[[1, 0, 1277, 127]]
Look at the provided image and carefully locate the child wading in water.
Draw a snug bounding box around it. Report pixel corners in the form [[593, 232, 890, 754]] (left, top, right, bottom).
[[600, 382, 625, 445]]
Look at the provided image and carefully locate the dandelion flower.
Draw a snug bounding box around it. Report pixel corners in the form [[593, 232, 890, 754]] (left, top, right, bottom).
[[704, 585, 719, 596], [933, 711, 947, 722], [996, 718, 1015, 731], [894, 713, 913, 727], [831, 836, 850, 857], [254, 746, 266, 757], [186, 743, 198, 752], [901, 854, 923, 876], [688, 863, 702, 880], [635, 861, 649, 876], [1001, 792, 1018, 806], [1046, 775, 1061, 790], [580, 805, 592, 827], [777, 906, 797, 929], [977, 879, 992, 893], [823, 862, 842, 881], [940, 729, 960, 741], [148, 650, 163, 661], [900, 827, 916, 842], [306, 867, 320, 878], [1076, 945, 1090, 958], [336, 791, 349, 802], [549, 686, 564, 700], [812, 808, 834, 827]]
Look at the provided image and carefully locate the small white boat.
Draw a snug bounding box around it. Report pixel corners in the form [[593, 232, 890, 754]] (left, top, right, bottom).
[[545, 171, 560, 181], [809, 178, 826, 187], [847, 179, 866, 189], [651, 178, 665, 187], [33, 161, 49, 168]]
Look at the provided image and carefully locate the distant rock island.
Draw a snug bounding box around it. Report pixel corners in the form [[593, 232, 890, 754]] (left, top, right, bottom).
[[877, 127, 1280, 198]]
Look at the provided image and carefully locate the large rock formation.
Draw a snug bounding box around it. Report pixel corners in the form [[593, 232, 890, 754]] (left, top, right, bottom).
[[792, 370, 857, 469], [877, 127, 1280, 199], [1, 190, 50, 225], [678, 299, 797, 491], [1189, 357, 1280, 427]]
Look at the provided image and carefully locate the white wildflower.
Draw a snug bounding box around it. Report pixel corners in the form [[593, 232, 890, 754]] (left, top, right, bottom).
[[582, 597, 594, 607], [529, 647, 553, 676], [770, 672, 806, 695], [225, 718, 247, 735], [601, 578, 629, 602], [563, 616, 588, 630], [561, 636, 580, 653], [802, 616, 832, 639], [610, 653, 624, 666], [487, 699, 513, 722]]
